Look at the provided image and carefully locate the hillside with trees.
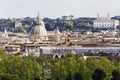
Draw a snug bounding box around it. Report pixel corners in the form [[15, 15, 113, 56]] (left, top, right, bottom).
[[0, 16, 94, 33]]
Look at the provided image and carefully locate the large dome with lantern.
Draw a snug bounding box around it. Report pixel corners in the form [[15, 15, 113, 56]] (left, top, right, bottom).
[[30, 14, 48, 41]]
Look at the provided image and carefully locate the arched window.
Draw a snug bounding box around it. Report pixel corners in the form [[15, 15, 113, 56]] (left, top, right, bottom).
[[61, 55, 64, 58], [55, 55, 59, 59]]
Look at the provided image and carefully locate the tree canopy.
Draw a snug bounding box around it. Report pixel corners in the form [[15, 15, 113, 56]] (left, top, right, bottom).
[[0, 49, 118, 80]]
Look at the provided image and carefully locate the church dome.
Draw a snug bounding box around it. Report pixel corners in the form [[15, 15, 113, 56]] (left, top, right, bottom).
[[30, 21, 47, 36], [30, 14, 48, 41]]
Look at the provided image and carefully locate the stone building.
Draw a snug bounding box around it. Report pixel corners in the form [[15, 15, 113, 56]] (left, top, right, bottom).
[[93, 14, 119, 30]]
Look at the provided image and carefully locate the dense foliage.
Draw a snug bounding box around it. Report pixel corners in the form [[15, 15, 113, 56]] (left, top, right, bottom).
[[0, 48, 120, 80], [0, 16, 94, 32]]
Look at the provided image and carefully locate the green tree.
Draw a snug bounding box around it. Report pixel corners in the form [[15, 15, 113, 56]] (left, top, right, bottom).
[[92, 69, 106, 80], [74, 73, 83, 80], [86, 57, 115, 80], [52, 59, 67, 80], [0, 48, 8, 60], [61, 16, 68, 20], [0, 56, 43, 80], [111, 69, 120, 80], [77, 57, 91, 80], [15, 26, 25, 33], [0, 73, 20, 80]]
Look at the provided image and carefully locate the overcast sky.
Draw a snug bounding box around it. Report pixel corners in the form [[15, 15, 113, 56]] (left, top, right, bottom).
[[0, 0, 120, 18]]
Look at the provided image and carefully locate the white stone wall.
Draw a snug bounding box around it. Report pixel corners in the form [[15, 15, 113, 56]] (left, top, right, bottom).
[[25, 47, 40, 56]]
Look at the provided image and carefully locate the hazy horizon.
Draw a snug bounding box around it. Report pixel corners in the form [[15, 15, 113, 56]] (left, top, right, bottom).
[[0, 0, 120, 18]]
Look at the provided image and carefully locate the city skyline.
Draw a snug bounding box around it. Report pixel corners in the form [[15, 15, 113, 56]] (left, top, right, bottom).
[[0, 0, 120, 18]]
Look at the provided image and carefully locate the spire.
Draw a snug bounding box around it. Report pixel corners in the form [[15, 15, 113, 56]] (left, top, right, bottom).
[[4, 28, 7, 33], [36, 12, 42, 25], [2, 28, 9, 38], [56, 27, 61, 34], [36, 13, 40, 25], [37, 12, 40, 18]]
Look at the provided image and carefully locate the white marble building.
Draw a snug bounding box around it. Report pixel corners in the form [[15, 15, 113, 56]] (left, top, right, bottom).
[[93, 14, 119, 29]]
